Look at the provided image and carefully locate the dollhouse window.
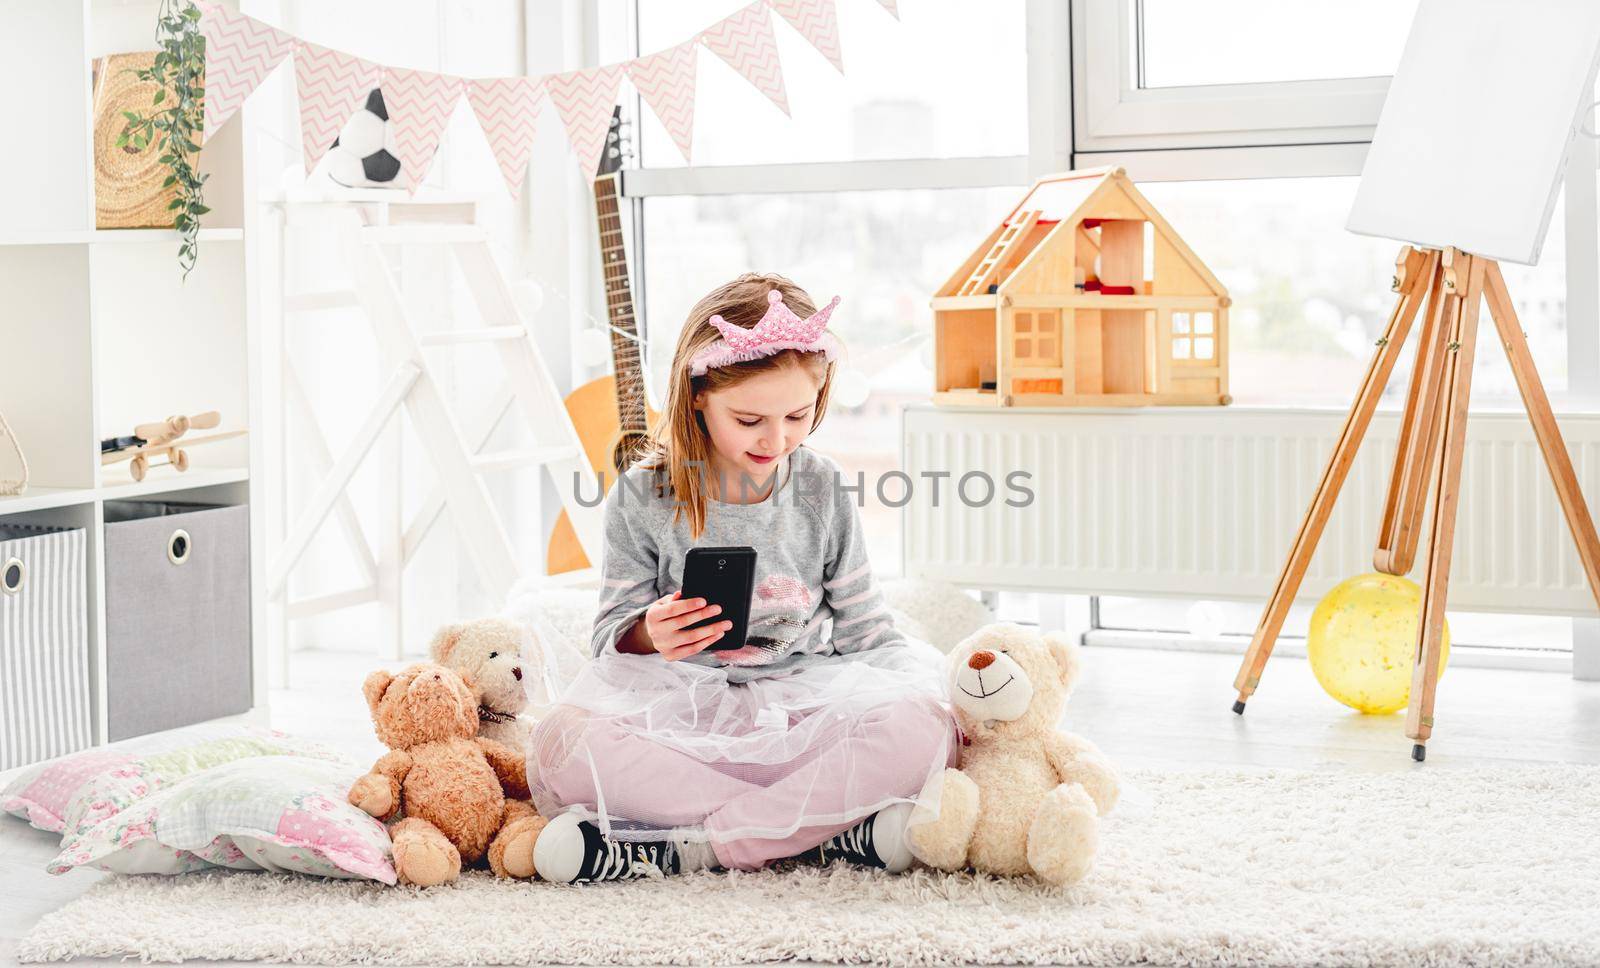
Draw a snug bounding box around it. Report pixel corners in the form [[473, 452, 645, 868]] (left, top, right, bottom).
[[1193, 312, 1214, 359], [1171, 310, 1213, 362], [1014, 311, 1061, 365]]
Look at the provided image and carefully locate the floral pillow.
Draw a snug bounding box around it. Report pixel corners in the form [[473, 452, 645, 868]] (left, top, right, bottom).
[[1, 724, 345, 837], [49, 755, 395, 884]]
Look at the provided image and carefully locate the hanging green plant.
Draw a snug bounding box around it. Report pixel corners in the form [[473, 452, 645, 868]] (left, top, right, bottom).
[[118, 0, 209, 279]]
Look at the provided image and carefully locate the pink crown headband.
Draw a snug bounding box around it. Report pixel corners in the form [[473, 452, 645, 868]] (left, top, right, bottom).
[[688, 290, 843, 376]]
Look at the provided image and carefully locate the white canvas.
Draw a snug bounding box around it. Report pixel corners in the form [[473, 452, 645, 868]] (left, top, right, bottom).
[[1347, 0, 1600, 265]]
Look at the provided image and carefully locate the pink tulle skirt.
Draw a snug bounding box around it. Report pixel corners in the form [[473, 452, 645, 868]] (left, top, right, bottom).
[[527, 636, 958, 850]]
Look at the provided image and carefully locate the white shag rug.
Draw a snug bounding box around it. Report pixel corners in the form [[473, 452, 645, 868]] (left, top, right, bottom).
[[19, 767, 1600, 966]]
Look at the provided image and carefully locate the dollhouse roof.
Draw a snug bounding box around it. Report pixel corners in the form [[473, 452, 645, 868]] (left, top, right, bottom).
[[935, 166, 1227, 299]]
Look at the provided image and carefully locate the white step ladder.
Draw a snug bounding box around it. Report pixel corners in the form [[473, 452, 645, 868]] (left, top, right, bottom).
[[266, 197, 604, 663]]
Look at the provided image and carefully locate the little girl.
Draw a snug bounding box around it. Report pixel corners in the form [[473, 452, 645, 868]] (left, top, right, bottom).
[[527, 273, 960, 882]]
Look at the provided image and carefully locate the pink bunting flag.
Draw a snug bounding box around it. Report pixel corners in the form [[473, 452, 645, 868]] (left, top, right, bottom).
[[294, 42, 383, 175], [626, 43, 698, 163], [876, 0, 900, 19], [467, 77, 545, 199], [197, 1, 296, 142], [768, 0, 844, 74], [699, 2, 790, 117], [544, 64, 624, 176], [383, 68, 465, 194]]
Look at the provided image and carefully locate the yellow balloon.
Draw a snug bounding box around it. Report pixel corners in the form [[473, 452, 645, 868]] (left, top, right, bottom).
[[1306, 573, 1450, 715]]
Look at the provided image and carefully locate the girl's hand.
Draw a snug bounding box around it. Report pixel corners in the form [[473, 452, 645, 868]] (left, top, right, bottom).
[[643, 590, 733, 660]]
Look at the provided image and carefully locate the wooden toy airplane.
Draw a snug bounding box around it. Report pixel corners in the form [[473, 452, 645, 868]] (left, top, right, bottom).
[[100, 411, 247, 482]]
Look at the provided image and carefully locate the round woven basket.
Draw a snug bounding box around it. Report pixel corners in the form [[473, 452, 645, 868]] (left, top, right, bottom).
[[93, 51, 183, 229]]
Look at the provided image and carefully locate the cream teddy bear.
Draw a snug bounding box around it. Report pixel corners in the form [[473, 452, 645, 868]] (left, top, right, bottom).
[[906, 622, 1120, 886], [429, 617, 537, 750]]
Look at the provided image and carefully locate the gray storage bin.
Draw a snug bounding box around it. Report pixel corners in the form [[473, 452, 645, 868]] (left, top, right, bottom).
[[0, 523, 91, 770], [103, 500, 251, 741]]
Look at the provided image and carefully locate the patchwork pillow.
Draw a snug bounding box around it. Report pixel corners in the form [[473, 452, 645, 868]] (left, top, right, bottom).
[[48, 755, 395, 883], [1, 724, 345, 837]]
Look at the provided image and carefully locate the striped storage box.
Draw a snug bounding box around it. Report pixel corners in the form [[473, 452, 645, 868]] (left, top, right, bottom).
[[0, 523, 92, 770]]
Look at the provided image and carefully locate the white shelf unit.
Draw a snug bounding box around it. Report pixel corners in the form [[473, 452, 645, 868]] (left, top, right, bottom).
[[0, 228, 246, 247], [0, 0, 269, 757]]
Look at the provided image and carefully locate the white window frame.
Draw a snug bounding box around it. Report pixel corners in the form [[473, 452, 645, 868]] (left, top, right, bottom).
[[1071, 0, 1390, 155], [621, 157, 1030, 197]]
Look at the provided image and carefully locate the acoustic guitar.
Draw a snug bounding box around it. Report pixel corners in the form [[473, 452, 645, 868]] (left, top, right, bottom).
[[546, 109, 660, 574]]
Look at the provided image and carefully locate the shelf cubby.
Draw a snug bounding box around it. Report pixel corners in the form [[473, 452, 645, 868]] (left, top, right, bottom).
[[0, 0, 266, 767]]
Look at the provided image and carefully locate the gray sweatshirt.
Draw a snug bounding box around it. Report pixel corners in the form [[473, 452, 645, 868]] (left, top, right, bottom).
[[589, 444, 908, 683]]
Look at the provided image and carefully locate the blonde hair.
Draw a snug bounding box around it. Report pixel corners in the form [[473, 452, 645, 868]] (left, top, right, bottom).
[[636, 272, 837, 539]]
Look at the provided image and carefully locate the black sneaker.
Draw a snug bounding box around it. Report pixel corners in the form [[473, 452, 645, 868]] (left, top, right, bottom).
[[795, 802, 915, 873], [533, 812, 681, 883]]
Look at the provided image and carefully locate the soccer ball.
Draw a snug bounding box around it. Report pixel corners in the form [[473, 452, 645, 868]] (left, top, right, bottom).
[[326, 88, 402, 189]]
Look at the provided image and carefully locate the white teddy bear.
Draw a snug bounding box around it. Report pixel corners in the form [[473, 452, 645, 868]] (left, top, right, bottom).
[[429, 617, 538, 750], [907, 622, 1120, 885]]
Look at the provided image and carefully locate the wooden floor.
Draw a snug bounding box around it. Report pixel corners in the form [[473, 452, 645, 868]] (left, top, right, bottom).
[[4, 642, 1598, 967]]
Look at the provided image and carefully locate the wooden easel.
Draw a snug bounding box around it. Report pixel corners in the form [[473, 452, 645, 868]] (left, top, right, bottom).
[[1230, 244, 1600, 761]]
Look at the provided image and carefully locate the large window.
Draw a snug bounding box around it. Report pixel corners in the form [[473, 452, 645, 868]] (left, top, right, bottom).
[[620, 1, 1031, 578], [1137, 0, 1417, 89], [641, 187, 1020, 569], [1072, 0, 1406, 154], [1137, 177, 1572, 407], [634, 0, 1026, 167], [616, 0, 1599, 673]]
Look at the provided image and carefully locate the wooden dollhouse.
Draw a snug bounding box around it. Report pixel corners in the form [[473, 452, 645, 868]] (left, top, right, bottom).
[[932, 167, 1231, 407]]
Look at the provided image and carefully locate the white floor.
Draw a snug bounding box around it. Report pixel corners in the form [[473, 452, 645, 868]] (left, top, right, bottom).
[[4, 643, 1599, 967]]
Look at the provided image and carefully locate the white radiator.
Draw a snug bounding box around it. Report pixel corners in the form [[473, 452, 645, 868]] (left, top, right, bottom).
[[899, 404, 1600, 616]]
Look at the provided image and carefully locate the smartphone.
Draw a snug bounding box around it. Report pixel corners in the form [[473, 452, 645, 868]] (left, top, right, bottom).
[[680, 546, 757, 651]]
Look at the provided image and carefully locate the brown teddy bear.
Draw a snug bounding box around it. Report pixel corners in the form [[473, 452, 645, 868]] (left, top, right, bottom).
[[429, 617, 537, 749], [905, 623, 1120, 886], [348, 662, 548, 886]]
